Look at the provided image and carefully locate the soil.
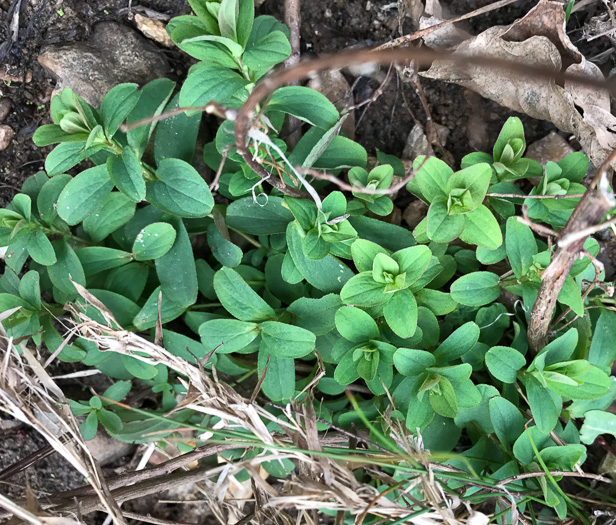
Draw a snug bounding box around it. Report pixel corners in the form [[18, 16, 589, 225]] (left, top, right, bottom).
[[1, 0, 615, 523]]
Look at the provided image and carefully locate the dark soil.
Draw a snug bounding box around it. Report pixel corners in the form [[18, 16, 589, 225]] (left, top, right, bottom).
[[1, 0, 615, 523]]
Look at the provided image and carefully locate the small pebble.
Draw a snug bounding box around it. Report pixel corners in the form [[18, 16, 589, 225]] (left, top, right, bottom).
[[0, 98, 12, 123], [0, 124, 15, 151]]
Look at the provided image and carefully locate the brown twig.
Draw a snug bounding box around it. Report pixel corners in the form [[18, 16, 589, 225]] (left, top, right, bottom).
[[497, 470, 611, 487], [527, 147, 616, 354], [487, 193, 585, 200], [375, 0, 525, 50], [282, 0, 303, 149]]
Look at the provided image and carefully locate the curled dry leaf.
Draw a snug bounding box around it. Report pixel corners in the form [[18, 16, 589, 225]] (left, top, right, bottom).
[[420, 0, 616, 168]]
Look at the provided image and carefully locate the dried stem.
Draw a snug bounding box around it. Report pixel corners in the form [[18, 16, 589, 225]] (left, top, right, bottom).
[[527, 147, 616, 354]]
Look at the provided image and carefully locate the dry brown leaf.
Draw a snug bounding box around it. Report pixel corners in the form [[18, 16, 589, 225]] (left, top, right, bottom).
[[420, 0, 616, 168]]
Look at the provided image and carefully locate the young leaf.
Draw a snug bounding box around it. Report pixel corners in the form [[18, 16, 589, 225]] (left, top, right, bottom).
[[446, 164, 492, 211], [450, 272, 501, 307], [340, 273, 387, 307], [243, 31, 291, 77], [132, 222, 177, 261], [411, 156, 452, 202], [214, 267, 276, 322], [429, 376, 458, 418], [426, 198, 465, 243]]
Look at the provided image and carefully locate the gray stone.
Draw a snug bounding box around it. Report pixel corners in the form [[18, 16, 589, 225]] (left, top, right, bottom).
[[0, 124, 15, 151], [402, 122, 449, 160], [0, 98, 12, 123], [525, 131, 576, 166], [38, 22, 169, 107]]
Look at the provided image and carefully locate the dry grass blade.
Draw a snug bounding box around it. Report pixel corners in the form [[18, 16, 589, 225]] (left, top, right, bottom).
[[0, 321, 126, 524]]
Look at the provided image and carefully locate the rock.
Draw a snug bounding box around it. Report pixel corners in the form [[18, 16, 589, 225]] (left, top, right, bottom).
[[0, 124, 15, 151], [86, 430, 134, 466], [403, 199, 429, 230], [135, 14, 173, 48], [525, 131, 576, 166], [307, 70, 355, 139], [0, 98, 12, 122], [38, 22, 169, 107], [402, 122, 449, 160]]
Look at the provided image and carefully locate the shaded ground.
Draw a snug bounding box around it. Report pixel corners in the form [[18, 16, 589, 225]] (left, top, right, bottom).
[[1, 0, 615, 523]]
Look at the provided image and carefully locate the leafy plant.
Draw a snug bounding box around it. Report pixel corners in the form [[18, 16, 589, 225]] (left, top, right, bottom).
[[1, 0, 616, 521]]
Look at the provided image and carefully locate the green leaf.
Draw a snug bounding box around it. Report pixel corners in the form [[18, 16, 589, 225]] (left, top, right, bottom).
[[260, 322, 316, 358], [351, 239, 389, 273], [348, 215, 415, 252], [557, 275, 584, 317], [81, 411, 99, 440], [163, 329, 208, 362], [155, 218, 198, 308], [259, 351, 295, 402], [180, 63, 248, 109], [187, 0, 220, 34], [588, 310, 616, 371], [126, 78, 176, 158], [412, 156, 452, 202], [459, 205, 502, 250], [557, 152, 589, 183], [450, 272, 500, 307], [155, 93, 202, 163], [340, 272, 387, 307], [19, 270, 41, 311], [199, 319, 259, 353], [122, 355, 158, 379], [33, 124, 88, 146], [107, 148, 146, 202], [104, 263, 149, 303], [214, 267, 276, 322], [493, 117, 525, 162], [287, 294, 341, 336], [83, 192, 136, 242], [100, 83, 141, 138], [540, 444, 586, 471], [45, 141, 103, 176], [103, 381, 132, 402], [384, 288, 418, 339], [489, 396, 525, 447], [446, 164, 492, 211], [57, 165, 114, 225], [426, 198, 465, 243], [415, 288, 457, 316], [82, 289, 140, 328], [132, 222, 177, 261], [505, 216, 537, 278], [335, 306, 379, 343], [226, 196, 293, 234], [28, 229, 57, 266], [37, 174, 71, 226], [47, 240, 86, 295], [286, 221, 353, 293], [434, 322, 480, 362], [133, 287, 187, 330], [394, 348, 436, 376], [147, 158, 214, 218], [485, 346, 526, 383], [393, 245, 432, 286], [580, 410, 616, 444], [430, 376, 458, 418], [207, 223, 242, 267], [513, 426, 552, 465], [266, 86, 339, 129], [532, 328, 579, 370], [75, 247, 132, 275], [526, 375, 561, 433], [243, 31, 291, 77]]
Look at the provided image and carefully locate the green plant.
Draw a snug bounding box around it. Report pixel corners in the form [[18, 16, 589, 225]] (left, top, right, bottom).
[[2, 0, 616, 520]]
